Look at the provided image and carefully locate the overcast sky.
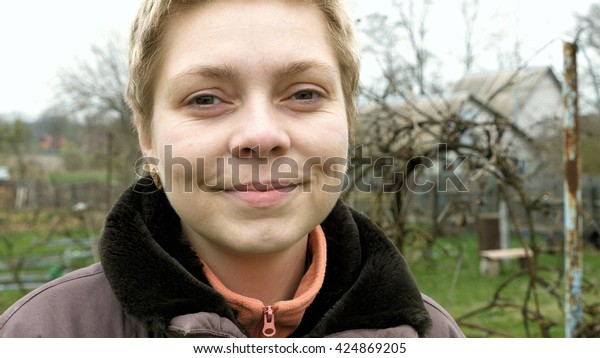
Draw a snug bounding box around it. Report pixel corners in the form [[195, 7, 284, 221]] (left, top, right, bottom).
[[0, 0, 138, 119], [0, 0, 596, 120]]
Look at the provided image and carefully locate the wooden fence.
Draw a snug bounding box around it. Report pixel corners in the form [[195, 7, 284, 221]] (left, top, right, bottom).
[[0, 180, 128, 211]]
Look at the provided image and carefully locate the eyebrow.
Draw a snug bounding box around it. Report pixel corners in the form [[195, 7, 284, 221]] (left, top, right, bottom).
[[272, 60, 338, 79], [167, 60, 338, 87], [168, 64, 239, 87]]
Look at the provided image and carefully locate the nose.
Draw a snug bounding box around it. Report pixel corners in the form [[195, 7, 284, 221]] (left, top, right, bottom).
[[229, 99, 291, 158]]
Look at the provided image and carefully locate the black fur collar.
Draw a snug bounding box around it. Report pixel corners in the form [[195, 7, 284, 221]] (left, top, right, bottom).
[[99, 178, 431, 336]]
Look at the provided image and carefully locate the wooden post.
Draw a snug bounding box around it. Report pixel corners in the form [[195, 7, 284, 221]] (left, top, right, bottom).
[[563, 41, 583, 338]]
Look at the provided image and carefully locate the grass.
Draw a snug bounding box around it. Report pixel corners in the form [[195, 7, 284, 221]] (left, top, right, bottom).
[[405, 232, 600, 337], [0, 291, 24, 311], [0, 209, 100, 312]]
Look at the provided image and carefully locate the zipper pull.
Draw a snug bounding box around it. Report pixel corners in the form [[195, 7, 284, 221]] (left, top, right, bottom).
[[262, 306, 277, 337]]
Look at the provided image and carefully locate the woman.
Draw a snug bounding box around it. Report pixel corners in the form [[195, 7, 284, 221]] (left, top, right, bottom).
[[0, 0, 464, 338]]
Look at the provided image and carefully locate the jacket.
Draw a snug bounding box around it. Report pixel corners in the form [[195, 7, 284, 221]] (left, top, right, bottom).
[[0, 179, 464, 338]]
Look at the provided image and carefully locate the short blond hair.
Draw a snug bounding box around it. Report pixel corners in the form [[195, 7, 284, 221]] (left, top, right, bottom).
[[126, 0, 360, 144]]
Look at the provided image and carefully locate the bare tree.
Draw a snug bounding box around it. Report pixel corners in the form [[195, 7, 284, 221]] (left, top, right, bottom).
[[393, 0, 432, 95], [349, 68, 573, 336], [351, 2, 587, 337], [0, 117, 32, 181], [359, 0, 433, 96], [461, 0, 480, 73], [55, 31, 139, 185]]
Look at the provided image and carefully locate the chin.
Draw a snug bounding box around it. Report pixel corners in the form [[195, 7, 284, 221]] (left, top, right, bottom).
[[232, 228, 307, 255]]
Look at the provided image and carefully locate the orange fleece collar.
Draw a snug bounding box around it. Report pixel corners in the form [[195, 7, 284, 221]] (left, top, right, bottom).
[[202, 225, 327, 338]]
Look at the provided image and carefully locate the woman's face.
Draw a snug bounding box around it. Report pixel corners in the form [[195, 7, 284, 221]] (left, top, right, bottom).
[[143, 0, 348, 255]]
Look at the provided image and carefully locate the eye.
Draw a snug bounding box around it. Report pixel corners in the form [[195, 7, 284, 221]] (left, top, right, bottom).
[[190, 94, 222, 106], [292, 90, 321, 101]]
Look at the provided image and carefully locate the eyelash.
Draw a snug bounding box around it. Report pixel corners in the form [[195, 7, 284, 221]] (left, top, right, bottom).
[[291, 89, 323, 102], [184, 87, 326, 110], [188, 94, 222, 107]]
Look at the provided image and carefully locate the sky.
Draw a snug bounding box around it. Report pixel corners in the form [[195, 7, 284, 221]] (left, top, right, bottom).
[[0, 0, 597, 120], [0, 0, 139, 119]]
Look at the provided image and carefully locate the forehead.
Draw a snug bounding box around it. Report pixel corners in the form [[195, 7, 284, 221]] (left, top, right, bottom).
[[158, 0, 338, 79]]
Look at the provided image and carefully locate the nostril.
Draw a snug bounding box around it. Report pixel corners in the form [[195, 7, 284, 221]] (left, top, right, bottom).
[[234, 145, 286, 158], [229, 129, 291, 158], [232, 145, 256, 158], [271, 146, 282, 155], [240, 147, 254, 158]]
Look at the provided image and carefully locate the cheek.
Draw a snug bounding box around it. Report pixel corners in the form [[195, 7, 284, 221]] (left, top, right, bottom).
[[152, 120, 210, 160], [155, 131, 232, 190], [323, 122, 349, 158], [319, 124, 349, 190], [309, 108, 349, 148], [308, 139, 348, 192]]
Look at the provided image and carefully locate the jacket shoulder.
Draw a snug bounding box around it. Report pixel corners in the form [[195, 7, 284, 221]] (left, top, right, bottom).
[[0, 262, 146, 337], [421, 294, 465, 337], [325, 295, 465, 338]]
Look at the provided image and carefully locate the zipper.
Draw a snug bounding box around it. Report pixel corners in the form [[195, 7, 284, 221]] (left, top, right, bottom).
[[262, 305, 277, 337]]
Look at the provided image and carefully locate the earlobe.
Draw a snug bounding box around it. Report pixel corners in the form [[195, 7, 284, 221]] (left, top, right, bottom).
[[136, 122, 160, 185]]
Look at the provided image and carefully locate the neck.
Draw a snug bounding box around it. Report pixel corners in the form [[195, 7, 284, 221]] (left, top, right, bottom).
[[185, 229, 308, 305]]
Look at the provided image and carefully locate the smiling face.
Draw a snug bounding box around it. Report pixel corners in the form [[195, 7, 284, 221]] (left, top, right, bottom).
[[141, 0, 349, 256]]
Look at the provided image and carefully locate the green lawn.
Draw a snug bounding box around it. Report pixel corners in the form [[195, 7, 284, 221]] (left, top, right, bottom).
[[0, 210, 99, 313], [406, 233, 600, 337]]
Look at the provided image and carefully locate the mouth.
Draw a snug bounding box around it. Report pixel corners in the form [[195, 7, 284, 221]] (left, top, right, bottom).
[[228, 181, 298, 192], [224, 181, 300, 207]]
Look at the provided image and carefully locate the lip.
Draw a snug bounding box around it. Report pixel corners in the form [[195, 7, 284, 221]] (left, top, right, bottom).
[[224, 182, 299, 208]]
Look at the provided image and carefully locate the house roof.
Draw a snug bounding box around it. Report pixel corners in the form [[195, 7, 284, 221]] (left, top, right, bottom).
[[452, 66, 562, 119], [358, 91, 504, 123]]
